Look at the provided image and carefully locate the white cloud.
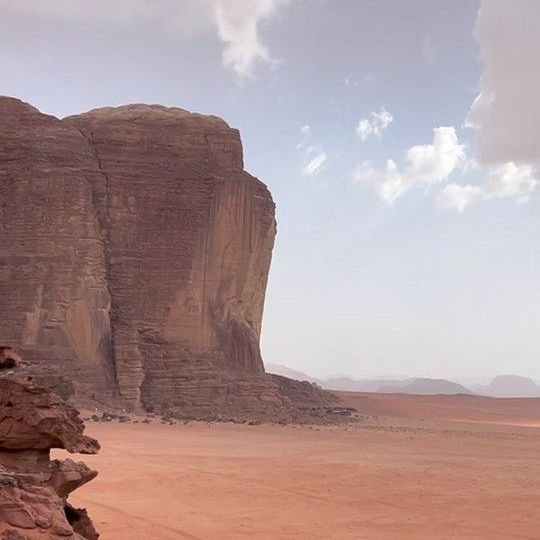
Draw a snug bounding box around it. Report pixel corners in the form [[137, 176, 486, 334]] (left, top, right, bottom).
[[302, 152, 327, 176], [215, 0, 290, 80], [300, 125, 311, 135], [354, 127, 465, 204], [404, 128, 465, 182], [485, 162, 537, 201], [436, 184, 484, 213], [356, 107, 393, 141], [437, 162, 537, 213]]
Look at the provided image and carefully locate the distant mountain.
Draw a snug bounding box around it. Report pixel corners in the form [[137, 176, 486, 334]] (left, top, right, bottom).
[[323, 377, 406, 392], [378, 378, 473, 395], [265, 368, 410, 392], [264, 365, 540, 399], [264, 365, 478, 396], [485, 375, 540, 398], [264, 363, 321, 384]]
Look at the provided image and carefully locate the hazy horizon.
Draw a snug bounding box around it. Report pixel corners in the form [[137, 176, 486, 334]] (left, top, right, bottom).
[[1, 0, 539, 380], [264, 361, 540, 385]]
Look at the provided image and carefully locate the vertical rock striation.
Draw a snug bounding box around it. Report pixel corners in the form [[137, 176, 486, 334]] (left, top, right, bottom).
[[0, 97, 279, 411]]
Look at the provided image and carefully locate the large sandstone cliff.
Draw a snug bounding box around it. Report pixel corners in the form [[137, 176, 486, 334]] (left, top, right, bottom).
[[0, 97, 278, 411]]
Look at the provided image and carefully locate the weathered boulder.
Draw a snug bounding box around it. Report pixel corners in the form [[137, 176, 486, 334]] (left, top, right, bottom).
[[0, 97, 278, 411], [0, 358, 99, 539]]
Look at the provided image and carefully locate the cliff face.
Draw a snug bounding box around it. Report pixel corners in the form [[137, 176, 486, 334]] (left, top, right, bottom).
[[0, 97, 277, 410]]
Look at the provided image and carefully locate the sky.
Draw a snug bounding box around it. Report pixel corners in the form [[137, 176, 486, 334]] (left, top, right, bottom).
[[1, 0, 539, 380]]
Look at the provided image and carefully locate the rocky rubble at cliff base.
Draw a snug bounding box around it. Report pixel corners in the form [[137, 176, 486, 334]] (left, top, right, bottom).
[[78, 375, 357, 426]]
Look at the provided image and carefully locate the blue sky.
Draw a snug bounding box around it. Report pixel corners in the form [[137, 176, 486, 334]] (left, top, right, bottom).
[[1, 0, 539, 379]]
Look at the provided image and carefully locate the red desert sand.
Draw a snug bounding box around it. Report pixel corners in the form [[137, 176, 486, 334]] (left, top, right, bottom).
[[56, 392, 540, 540]]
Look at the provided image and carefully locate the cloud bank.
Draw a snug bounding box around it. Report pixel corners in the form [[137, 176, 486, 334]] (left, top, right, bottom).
[[437, 0, 540, 212], [466, 0, 540, 169], [1, 0, 291, 81]]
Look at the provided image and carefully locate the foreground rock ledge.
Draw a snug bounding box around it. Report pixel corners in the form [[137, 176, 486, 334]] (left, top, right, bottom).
[[0, 359, 100, 540]]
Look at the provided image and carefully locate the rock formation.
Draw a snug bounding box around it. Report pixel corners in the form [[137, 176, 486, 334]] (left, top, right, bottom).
[[0, 96, 281, 412], [0, 357, 100, 539]]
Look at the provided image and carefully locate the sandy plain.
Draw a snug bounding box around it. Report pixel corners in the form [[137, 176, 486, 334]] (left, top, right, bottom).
[[60, 392, 540, 540]]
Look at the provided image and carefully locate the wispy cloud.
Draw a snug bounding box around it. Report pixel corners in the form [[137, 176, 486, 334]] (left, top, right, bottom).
[[302, 152, 327, 176], [300, 125, 311, 135], [422, 36, 437, 64], [215, 0, 291, 80], [356, 107, 393, 141]]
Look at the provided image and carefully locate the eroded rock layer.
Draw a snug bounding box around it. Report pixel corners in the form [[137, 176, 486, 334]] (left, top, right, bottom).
[[0, 97, 278, 410]]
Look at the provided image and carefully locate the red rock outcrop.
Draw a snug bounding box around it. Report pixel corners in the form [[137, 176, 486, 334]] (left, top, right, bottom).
[[0, 97, 279, 412], [0, 361, 100, 539]]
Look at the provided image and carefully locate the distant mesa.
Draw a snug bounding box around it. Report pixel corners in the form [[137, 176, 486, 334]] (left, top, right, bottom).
[[377, 378, 473, 396], [485, 375, 540, 398]]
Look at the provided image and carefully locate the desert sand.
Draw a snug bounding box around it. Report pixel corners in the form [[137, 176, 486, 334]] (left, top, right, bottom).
[[59, 393, 540, 540]]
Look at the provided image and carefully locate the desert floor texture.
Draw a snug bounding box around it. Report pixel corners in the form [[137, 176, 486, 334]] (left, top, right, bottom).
[[59, 392, 540, 540]]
